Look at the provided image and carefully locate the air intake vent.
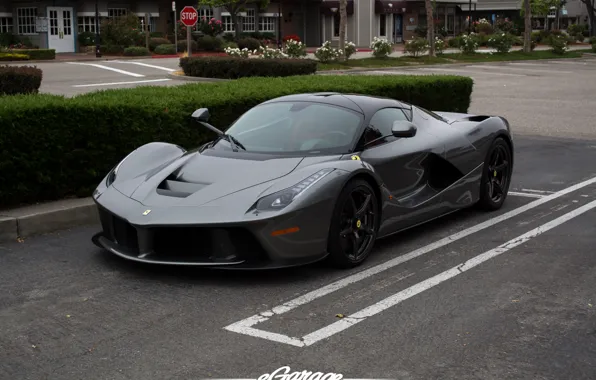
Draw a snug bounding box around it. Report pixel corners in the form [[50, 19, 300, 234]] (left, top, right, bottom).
[[157, 179, 208, 198]]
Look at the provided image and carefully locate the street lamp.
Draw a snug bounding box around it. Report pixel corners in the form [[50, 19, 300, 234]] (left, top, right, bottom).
[[95, 0, 101, 57]]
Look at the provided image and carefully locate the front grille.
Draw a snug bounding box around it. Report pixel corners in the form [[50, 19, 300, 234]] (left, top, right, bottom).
[[112, 215, 139, 253], [97, 206, 139, 254], [152, 227, 267, 263]]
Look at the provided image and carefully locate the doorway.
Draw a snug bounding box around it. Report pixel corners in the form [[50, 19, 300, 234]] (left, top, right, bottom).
[[47, 7, 75, 53], [393, 13, 403, 43]]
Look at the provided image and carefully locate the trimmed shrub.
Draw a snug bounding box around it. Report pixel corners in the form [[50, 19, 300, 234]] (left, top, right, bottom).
[[149, 37, 171, 51], [101, 44, 124, 54], [154, 44, 177, 55], [237, 37, 261, 51], [10, 49, 55, 60], [123, 46, 151, 56], [179, 56, 317, 78], [0, 65, 42, 95], [177, 40, 198, 53], [0, 53, 29, 61], [0, 75, 473, 207], [197, 35, 223, 51]]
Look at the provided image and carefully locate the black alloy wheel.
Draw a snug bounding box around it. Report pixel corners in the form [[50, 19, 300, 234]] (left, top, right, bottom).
[[478, 137, 512, 210], [327, 179, 379, 268]]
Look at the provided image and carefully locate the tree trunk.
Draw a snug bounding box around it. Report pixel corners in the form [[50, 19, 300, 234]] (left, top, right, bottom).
[[339, 0, 347, 61], [425, 0, 435, 57], [230, 6, 241, 40], [523, 0, 532, 52]]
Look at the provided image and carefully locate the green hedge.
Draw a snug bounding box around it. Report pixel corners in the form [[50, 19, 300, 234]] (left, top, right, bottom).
[[154, 44, 177, 55], [0, 75, 473, 207], [0, 53, 29, 61], [0, 65, 42, 96], [123, 46, 150, 56], [10, 49, 55, 60], [180, 56, 318, 78]]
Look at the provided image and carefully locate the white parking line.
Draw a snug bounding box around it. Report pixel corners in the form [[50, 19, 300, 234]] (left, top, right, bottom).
[[468, 64, 573, 74], [521, 188, 555, 194], [224, 175, 596, 346], [112, 60, 176, 72], [509, 191, 544, 198], [300, 199, 596, 346], [73, 79, 171, 87], [66, 62, 145, 77], [546, 60, 588, 65], [415, 68, 526, 77]]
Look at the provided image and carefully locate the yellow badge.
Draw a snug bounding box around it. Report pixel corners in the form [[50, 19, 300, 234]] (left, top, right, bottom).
[[351, 155, 361, 161], [356, 220, 361, 228], [493, 170, 497, 177], [142, 209, 151, 215]]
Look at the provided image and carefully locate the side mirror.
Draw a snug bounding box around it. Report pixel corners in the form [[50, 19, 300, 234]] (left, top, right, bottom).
[[191, 108, 210, 122], [392, 120, 417, 138]]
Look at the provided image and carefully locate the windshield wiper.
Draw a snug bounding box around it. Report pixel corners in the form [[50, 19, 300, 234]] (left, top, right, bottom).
[[226, 134, 246, 151]]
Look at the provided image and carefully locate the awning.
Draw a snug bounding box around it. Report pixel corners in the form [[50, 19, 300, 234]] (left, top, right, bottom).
[[320, 0, 354, 16], [375, 0, 408, 14]]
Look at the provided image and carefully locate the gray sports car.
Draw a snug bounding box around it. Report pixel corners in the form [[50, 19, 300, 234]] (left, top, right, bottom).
[[91, 92, 513, 269]]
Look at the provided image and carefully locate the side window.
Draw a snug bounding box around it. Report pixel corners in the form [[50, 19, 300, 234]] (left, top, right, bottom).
[[361, 108, 409, 147]]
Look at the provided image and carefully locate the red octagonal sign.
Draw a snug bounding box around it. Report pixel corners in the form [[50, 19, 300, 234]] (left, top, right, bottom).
[[180, 6, 198, 27]]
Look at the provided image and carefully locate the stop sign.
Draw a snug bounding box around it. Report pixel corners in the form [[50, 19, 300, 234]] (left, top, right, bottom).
[[180, 6, 198, 27]]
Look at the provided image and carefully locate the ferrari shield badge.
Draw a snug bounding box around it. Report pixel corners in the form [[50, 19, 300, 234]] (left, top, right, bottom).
[[351, 155, 361, 161], [356, 220, 362, 228], [142, 209, 151, 215]]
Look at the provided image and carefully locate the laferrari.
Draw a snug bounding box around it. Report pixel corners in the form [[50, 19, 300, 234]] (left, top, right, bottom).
[[91, 92, 514, 269]]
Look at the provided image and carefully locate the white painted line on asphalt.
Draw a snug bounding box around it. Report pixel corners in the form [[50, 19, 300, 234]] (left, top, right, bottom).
[[509, 191, 544, 198], [224, 175, 596, 346], [507, 62, 552, 66], [416, 68, 526, 77], [112, 60, 176, 72], [521, 188, 555, 194], [66, 62, 145, 77], [300, 199, 596, 346], [72, 79, 171, 88], [546, 60, 588, 65], [468, 64, 573, 74]]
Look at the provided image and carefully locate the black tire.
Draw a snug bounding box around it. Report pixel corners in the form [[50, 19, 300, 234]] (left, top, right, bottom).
[[477, 137, 513, 211], [326, 179, 380, 268]]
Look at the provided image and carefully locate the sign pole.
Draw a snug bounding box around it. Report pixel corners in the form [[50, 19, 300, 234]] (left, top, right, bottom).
[[187, 24, 192, 56], [173, 1, 177, 53]]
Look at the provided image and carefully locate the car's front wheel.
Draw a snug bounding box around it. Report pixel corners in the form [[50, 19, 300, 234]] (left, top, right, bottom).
[[477, 137, 513, 211], [326, 179, 379, 268]]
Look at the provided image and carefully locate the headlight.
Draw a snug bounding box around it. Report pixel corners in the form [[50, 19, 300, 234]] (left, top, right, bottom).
[[105, 151, 135, 187], [255, 168, 334, 211]]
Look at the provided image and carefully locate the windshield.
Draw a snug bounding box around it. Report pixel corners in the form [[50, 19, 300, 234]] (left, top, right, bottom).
[[211, 102, 364, 154]]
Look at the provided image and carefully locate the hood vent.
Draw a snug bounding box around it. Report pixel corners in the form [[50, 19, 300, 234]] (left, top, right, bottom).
[[157, 175, 210, 198]]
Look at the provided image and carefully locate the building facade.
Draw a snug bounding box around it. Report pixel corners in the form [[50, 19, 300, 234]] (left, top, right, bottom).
[[13, 0, 586, 53]]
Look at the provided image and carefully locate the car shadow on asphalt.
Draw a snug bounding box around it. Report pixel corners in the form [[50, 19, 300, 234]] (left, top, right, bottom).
[[91, 205, 490, 287]]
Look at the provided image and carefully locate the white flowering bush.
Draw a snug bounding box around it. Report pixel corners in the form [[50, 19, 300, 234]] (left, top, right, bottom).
[[224, 46, 251, 58], [404, 37, 428, 57], [459, 33, 479, 54], [548, 34, 568, 55], [487, 32, 515, 53], [314, 41, 341, 62], [434, 37, 446, 54], [370, 37, 392, 58], [344, 41, 357, 59], [283, 39, 307, 58], [258, 45, 288, 59]]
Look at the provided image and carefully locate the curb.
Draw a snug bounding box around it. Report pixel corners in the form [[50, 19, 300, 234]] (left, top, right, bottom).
[[167, 72, 230, 82], [0, 198, 99, 243]]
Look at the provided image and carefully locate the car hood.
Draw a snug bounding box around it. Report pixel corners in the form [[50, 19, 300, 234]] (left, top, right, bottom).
[[113, 151, 308, 207]]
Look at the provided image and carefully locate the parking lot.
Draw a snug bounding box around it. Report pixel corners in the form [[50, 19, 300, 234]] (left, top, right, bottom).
[[1, 56, 596, 379]]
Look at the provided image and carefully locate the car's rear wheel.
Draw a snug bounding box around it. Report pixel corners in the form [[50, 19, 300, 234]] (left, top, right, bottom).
[[477, 137, 512, 211], [326, 179, 379, 268]]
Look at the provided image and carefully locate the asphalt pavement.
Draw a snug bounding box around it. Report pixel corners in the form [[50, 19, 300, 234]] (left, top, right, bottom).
[[1, 55, 596, 380]]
